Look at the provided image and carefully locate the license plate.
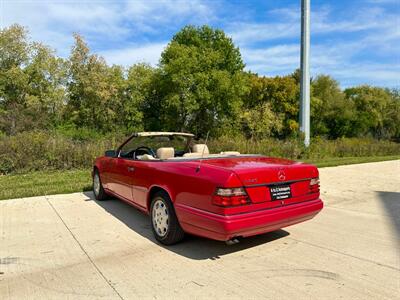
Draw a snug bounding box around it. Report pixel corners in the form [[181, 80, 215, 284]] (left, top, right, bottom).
[[270, 185, 292, 200]]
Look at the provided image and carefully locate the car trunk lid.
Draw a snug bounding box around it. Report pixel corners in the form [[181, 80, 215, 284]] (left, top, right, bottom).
[[203, 156, 320, 214]]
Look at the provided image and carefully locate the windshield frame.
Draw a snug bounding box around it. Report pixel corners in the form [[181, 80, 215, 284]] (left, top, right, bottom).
[[116, 132, 194, 160]]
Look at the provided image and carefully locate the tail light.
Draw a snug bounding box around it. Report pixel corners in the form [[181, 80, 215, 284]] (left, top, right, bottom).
[[309, 177, 320, 193], [212, 187, 250, 207]]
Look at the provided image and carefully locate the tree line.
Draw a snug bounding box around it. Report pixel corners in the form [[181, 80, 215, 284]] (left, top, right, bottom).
[[1, 24, 399, 140]]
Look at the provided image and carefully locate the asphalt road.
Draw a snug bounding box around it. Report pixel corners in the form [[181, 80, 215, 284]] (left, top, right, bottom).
[[1, 160, 399, 299]]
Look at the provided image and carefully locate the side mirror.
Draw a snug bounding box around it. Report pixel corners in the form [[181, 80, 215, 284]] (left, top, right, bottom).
[[105, 150, 117, 157]]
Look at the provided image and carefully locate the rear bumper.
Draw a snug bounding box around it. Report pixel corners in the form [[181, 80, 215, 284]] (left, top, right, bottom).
[[175, 199, 323, 241]]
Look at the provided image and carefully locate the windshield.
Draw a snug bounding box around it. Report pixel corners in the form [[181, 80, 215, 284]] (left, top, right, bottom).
[[119, 134, 192, 158]]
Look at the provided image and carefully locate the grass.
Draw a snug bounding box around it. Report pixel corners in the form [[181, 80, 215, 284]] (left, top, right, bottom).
[[1, 155, 399, 201], [0, 169, 92, 200], [303, 155, 400, 168]]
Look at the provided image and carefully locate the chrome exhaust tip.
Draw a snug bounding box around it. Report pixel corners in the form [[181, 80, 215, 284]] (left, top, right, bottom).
[[225, 238, 240, 245]]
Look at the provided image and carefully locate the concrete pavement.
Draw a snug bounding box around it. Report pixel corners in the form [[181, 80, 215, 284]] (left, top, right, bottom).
[[1, 160, 399, 299]]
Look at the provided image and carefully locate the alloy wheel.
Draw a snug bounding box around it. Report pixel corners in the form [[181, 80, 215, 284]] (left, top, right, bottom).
[[152, 199, 169, 237]]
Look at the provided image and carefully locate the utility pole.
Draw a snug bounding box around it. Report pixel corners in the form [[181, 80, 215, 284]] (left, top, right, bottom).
[[300, 0, 310, 147]]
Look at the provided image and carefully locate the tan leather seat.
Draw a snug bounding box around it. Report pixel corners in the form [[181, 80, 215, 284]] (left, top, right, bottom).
[[192, 144, 209, 154], [137, 154, 157, 160], [156, 147, 174, 159]]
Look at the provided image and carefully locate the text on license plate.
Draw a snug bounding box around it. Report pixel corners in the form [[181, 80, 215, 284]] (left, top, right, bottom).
[[270, 185, 292, 200]]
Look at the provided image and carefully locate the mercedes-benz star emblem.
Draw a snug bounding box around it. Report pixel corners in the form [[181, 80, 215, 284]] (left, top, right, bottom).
[[278, 170, 286, 181]]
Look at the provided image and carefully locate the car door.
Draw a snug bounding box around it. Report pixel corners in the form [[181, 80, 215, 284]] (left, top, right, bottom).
[[106, 134, 162, 208], [106, 134, 138, 201], [107, 158, 150, 209], [100, 156, 117, 190], [129, 160, 152, 208], [111, 157, 137, 202]]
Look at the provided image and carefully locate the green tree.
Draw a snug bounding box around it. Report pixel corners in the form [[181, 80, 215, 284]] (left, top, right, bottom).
[[344, 85, 399, 138], [158, 25, 248, 137], [66, 34, 119, 132], [0, 24, 66, 134], [311, 75, 355, 138], [245, 74, 299, 137], [124, 63, 156, 132], [25, 43, 67, 128], [0, 25, 30, 135], [241, 102, 284, 138], [385, 89, 400, 139]]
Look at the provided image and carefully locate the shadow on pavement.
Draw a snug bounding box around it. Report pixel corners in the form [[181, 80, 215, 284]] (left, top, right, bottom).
[[376, 191, 400, 244], [83, 191, 290, 260]]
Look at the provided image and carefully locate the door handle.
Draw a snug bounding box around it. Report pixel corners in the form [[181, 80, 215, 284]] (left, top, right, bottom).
[[127, 166, 135, 172]]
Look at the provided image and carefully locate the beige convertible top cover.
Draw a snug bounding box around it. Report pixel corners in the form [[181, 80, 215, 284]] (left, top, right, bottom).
[[136, 132, 194, 137]]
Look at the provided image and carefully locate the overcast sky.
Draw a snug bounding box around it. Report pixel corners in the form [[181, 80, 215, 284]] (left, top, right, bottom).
[[1, 0, 399, 88]]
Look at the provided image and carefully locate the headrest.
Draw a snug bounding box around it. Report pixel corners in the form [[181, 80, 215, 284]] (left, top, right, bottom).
[[192, 144, 209, 154], [156, 147, 174, 159]]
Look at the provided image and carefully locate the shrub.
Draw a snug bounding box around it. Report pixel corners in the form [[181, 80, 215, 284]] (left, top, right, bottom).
[[0, 154, 15, 174], [208, 136, 399, 159], [0, 131, 124, 174], [0, 131, 399, 175]]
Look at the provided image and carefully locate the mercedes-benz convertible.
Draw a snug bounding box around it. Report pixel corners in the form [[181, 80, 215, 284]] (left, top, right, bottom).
[[92, 132, 323, 245]]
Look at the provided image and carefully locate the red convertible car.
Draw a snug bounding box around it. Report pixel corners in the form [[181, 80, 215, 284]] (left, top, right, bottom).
[[93, 132, 323, 245]]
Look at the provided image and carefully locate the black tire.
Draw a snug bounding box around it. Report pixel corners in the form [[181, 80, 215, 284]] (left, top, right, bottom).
[[150, 191, 185, 245], [93, 169, 108, 201]]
